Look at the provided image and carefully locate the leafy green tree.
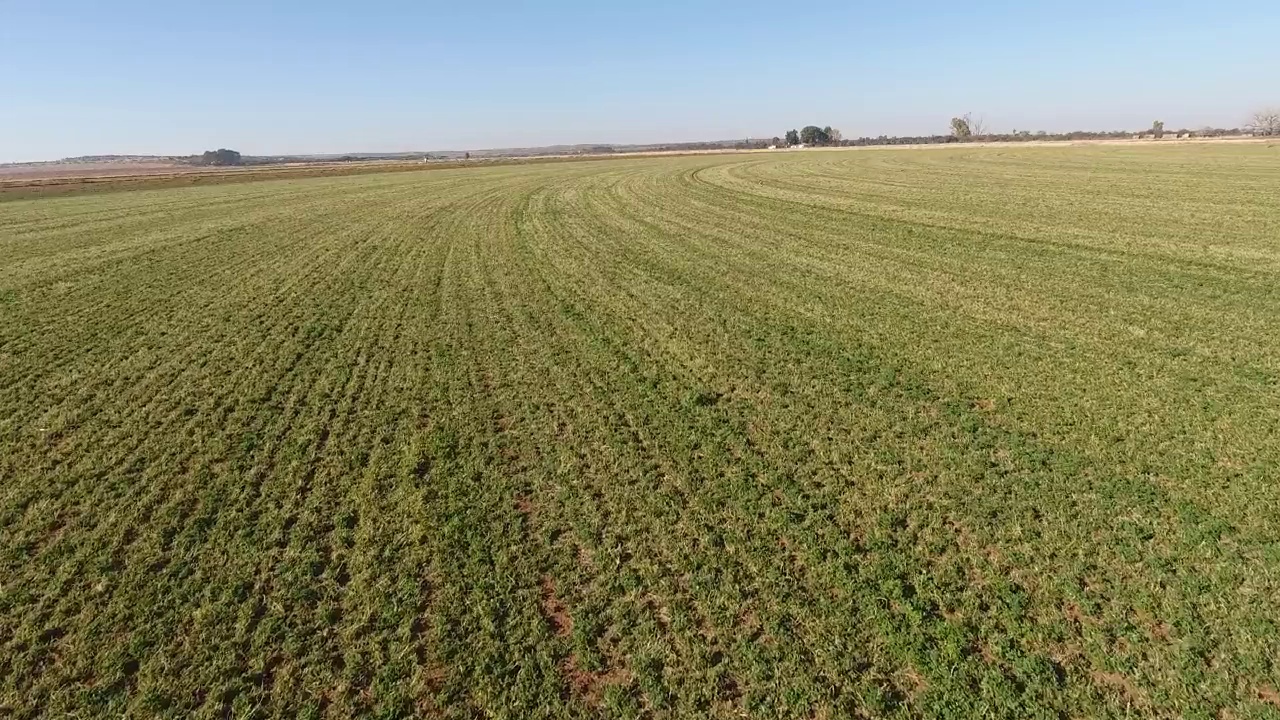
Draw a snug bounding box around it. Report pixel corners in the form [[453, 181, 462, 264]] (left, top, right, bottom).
[[799, 126, 829, 145], [950, 117, 972, 139], [1152, 120, 1164, 139], [198, 149, 242, 166], [785, 129, 800, 146]]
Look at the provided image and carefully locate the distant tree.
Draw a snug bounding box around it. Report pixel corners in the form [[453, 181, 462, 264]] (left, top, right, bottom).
[[785, 129, 800, 146], [828, 127, 843, 144], [799, 126, 830, 145], [465, 152, 471, 160], [1035, 130, 1048, 137], [771, 136, 782, 147], [950, 113, 986, 139], [1152, 120, 1165, 139], [198, 149, 242, 166], [1249, 108, 1280, 136]]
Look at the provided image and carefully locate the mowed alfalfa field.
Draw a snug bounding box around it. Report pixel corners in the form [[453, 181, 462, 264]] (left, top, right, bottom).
[[2, 143, 1279, 719]]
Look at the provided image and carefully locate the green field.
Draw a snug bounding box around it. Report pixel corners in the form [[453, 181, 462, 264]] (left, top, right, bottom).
[[2, 143, 1279, 718]]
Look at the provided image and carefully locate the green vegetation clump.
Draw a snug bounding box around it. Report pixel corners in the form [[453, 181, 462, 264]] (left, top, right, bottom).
[[2, 143, 1279, 718], [196, 148, 243, 166]]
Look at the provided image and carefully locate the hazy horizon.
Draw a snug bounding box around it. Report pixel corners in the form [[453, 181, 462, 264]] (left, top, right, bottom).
[[3, 1, 1276, 164]]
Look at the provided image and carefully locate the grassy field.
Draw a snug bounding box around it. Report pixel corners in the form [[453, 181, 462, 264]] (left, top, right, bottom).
[[2, 143, 1279, 718]]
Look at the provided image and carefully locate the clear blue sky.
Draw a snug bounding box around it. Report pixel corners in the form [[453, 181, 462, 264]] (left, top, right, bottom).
[[2, 1, 1275, 162]]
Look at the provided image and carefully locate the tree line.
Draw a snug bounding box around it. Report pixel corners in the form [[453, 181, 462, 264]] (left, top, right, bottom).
[[766, 106, 1277, 149], [180, 105, 1278, 167], [774, 126, 844, 146]]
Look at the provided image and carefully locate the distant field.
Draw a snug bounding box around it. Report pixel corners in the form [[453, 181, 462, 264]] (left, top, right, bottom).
[[0, 161, 189, 180], [2, 144, 1279, 718], [0, 156, 668, 202], [0, 161, 453, 202]]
